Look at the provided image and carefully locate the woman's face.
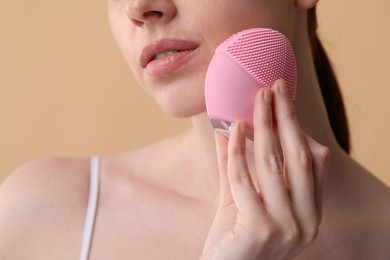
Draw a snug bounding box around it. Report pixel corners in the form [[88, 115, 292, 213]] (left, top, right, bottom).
[[108, 0, 295, 117]]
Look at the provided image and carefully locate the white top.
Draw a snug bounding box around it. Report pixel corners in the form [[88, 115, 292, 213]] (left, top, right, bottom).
[[79, 156, 100, 260]]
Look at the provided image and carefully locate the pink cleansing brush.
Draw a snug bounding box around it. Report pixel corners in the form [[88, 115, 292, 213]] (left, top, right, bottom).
[[205, 28, 297, 143]]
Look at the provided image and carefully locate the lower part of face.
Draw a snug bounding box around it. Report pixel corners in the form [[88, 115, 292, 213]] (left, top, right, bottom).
[[109, 0, 295, 118]]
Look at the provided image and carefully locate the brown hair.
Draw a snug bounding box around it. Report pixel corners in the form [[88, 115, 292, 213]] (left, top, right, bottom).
[[307, 7, 350, 153]]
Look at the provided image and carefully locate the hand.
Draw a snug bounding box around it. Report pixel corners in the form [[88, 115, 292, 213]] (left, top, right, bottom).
[[201, 80, 331, 260]]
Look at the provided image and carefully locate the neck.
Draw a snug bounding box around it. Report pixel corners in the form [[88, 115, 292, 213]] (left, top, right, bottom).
[[291, 10, 340, 152]]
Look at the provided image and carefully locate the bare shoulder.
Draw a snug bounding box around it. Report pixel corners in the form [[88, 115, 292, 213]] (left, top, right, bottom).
[[361, 171, 390, 217], [352, 170, 390, 252], [372, 178, 390, 251], [0, 156, 91, 205], [335, 172, 390, 258], [0, 156, 91, 259], [299, 170, 390, 259]]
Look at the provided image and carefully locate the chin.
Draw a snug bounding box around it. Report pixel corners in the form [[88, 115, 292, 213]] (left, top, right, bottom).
[[157, 91, 207, 118], [145, 74, 208, 118]]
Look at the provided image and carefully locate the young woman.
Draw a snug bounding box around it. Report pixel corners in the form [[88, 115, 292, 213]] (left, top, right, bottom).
[[1, 0, 389, 259]]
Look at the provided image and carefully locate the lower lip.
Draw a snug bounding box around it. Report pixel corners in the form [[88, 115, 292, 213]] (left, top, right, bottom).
[[144, 48, 198, 76]]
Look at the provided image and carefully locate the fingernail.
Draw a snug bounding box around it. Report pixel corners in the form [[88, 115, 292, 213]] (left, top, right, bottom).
[[263, 88, 271, 104], [278, 80, 288, 96]]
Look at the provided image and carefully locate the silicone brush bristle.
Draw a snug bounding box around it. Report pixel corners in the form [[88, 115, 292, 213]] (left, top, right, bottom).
[[217, 28, 296, 99]]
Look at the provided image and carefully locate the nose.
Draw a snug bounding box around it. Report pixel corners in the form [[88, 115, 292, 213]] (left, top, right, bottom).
[[125, 0, 177, 27]]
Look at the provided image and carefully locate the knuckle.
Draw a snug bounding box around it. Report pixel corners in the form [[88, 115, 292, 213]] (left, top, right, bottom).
[[230, 168, 252, 186], [296, 149, 312, 170], [265, 153, 283, 174], [237, 170, 254, 186], [282, 223, 301, 247], [255, 222, 277, 244], [228, 155, 253, 187], [256, 111, 271, 126], [303, 224, 320, 244], [283, 103, 296, 120], [229, 163, 254, 188], [316, 145, 331, 164], [229, 140, 246, 157]]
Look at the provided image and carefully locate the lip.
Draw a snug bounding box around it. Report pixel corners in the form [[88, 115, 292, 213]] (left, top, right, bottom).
[[140, 39, 199, 76]]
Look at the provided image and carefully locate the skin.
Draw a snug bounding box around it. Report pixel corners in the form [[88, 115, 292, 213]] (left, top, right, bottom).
[[1, 0, 390, 259]]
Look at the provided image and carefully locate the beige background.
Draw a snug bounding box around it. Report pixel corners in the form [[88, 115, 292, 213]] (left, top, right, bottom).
[[1, 0, 389, 186]]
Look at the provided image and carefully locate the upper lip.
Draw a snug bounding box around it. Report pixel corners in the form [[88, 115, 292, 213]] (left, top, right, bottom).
[[140, 39, 199, 68]]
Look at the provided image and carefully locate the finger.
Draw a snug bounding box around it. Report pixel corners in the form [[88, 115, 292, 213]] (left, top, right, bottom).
[[272, 79, 318, 233], [304, 134, 331, 223], [227, 120, 264, 216], [253, 87, 293, 221], [214, 131, 234, 208]]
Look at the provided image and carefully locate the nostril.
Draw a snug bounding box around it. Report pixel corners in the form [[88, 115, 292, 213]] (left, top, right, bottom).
[[143, 10, 163, 20], [125, 1, 176, 27], [131, 18, 144, 27], [128, 10, 163, 27]]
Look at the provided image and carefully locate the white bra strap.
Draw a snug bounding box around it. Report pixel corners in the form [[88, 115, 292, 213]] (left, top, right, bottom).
[[80, 156, 100, 260]]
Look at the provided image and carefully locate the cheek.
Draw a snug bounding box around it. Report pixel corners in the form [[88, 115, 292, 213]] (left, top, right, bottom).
[[108, 7, 139, 69], [198, 0, 293, 45], [109, 24, 143, 87]]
